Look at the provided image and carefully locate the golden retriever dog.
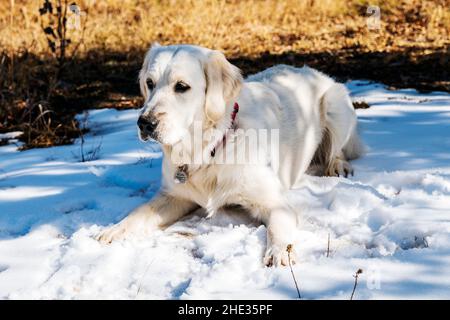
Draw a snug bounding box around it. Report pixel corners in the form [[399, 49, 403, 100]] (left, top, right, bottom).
[[97, 44, 364, 267]]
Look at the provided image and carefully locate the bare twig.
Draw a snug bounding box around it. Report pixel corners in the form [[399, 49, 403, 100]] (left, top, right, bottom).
[[286, 244, 301, 299], [79, 127, 85, 162], [135, 259, 155, 299], [76, 112, 102, 162], [86, 137, 102, 161], [70, 1, 91, 61], [39, 0, 72, 78], [56, 0, 68, 70], [77, 135, 103, 163], [9, 0, 14, 82], [326, 233, 330, 257], [31, 108, 54, 126], [350, 268, 363, 300]]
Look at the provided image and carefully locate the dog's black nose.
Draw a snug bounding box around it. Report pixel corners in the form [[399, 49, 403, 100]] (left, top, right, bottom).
[[137, 115, 158, 135]]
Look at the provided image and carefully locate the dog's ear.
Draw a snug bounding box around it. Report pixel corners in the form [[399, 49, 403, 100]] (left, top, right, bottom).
[[139, 43, 161, 100], [204, 50, 243, 122]]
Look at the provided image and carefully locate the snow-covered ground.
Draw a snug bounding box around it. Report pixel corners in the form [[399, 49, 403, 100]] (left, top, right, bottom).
[[1, 81, 450, 299]]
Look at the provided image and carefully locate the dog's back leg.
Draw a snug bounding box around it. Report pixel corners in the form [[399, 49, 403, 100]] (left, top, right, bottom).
[[312, 83, 364, 177]]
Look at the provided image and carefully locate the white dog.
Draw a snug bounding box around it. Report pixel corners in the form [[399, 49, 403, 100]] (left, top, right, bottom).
[[97, 44, 364, 266]]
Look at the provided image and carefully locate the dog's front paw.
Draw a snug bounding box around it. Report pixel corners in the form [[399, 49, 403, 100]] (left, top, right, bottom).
[[95, 223, 128, 244], [264, 243, 296, 267]]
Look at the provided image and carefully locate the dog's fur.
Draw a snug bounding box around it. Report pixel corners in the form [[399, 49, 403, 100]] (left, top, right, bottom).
[[96, 44, 364, 266]]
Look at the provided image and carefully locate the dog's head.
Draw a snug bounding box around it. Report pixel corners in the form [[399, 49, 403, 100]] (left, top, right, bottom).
[[137, 44, 243, 145]]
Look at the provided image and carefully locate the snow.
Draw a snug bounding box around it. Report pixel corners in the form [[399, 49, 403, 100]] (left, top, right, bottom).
[[1, 81, 450, 299]]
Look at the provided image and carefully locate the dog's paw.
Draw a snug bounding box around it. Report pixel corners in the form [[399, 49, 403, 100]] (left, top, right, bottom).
[[326, 158, 353, 178], [264, 243, 296, 267], [95, 223, 128, 244]]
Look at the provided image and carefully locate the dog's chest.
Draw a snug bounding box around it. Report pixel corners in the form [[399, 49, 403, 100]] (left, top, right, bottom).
[[171, 165, 237, 210]]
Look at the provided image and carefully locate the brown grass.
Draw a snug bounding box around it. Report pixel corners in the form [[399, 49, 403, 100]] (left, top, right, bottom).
[[0, 0, 449, 148], [2, 0, 449, 58]]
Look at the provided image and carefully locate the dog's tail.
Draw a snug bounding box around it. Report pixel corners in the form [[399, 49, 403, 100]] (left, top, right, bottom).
[[311, 83, 365, 174], [342, 125, 365, 160]]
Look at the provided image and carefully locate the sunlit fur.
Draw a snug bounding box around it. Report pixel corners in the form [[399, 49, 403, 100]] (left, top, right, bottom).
[[97, 44, 364, 267]]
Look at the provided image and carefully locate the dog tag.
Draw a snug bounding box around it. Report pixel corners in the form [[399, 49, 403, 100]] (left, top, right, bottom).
[[174, 165, 189, 184]]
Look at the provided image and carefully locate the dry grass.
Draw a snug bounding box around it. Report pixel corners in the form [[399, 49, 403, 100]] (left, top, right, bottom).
[[2, 0, 448, 58], [0, 0, 449, 148]]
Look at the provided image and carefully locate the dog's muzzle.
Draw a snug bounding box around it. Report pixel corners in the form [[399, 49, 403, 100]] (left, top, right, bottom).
[[137, 115, 159, 141]]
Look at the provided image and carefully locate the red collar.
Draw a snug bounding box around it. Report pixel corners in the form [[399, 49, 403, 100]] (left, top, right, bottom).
[[210, 102, 239, 158]]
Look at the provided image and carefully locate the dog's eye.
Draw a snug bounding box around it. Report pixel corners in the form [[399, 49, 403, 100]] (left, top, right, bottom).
[[146, 79, 155, 91], [174, 81, 190, 93]]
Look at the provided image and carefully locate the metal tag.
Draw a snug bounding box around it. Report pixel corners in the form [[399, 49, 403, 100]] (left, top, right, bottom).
[[174, 165, 189, 184]]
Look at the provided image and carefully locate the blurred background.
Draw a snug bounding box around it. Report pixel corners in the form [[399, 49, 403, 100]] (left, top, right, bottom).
[[0, 0, 449, 149]]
